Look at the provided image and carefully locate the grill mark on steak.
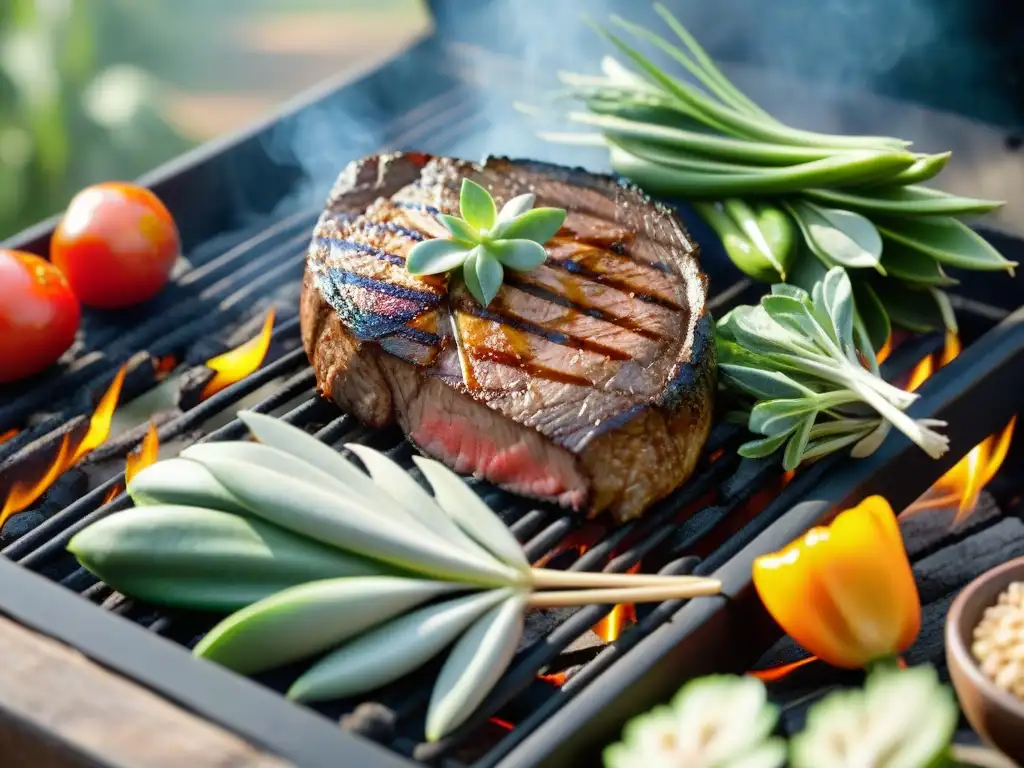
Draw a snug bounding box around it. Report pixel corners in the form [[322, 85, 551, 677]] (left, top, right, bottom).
[[302, 153, 714, 522]]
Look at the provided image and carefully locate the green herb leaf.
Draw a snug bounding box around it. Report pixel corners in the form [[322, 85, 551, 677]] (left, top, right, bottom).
[[806, 185, 1004, 217], [877, 216, 1016, 273], [414, 457, 530, 571], [461, 248, 486, 307], [783, 414, 816, 471], [871, 278, 952, 334], [438, 213, 481, 245], [69, 506, 389, 613], [850, 279, 890, 355], [425, 592, 527, 741], [489, 239, 548, 271], [128, 458, 250, 516], [738, 432, 791, 459], [790, 201, 884, 272], [406, 238, 471, 276], [459, 178, 496, 231], [820, 266, 857, 360], [287, 589, 510, 703], [719, 363, 816, 401], [494, 207, 567, 244], [194, 576, 457, 675], [879, 238, 958, 286]]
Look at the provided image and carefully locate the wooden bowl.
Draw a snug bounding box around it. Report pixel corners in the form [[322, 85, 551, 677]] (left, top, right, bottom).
[[947, 557, 1024, 765]]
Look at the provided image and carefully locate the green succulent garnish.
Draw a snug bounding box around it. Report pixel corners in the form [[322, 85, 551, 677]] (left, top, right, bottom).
[[405, 178, 567, 307], [604, 675, 786, 768], [790, 664, 958, 768]]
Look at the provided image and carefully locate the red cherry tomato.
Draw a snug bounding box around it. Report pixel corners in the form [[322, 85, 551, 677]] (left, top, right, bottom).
[[52, 182, 180, 309], [0, 250, 81, 383]]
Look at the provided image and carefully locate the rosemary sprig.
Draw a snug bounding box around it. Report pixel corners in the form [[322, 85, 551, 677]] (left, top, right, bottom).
[[718, 267, 949, 469]]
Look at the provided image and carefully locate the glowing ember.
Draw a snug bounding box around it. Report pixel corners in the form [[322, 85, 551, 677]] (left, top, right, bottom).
[[900, 333, 1015, 524], [155, 354, 178, 379], [1, 435, 73, 526], [488, 717, 514, 731], [538, 671, 569, 686], [201, 308, 276, 399], [750, 656, 818, 682], [72, 365, 128, 463], [125, 423, 160, 485], [0, 365, 127, 524], [0, 429, 18, 445]]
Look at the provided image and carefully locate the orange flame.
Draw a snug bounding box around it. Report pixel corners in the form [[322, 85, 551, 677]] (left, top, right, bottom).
[[0, 428, 18, 445], [103, 484, 122, 504], [0, 365, 127, 524], [73, 365, 128, 464], [593, 603, 638, 642], [155, 354, 178, 380], [750, 656, 819, 682], [875, 334, 893, 364], [538, 671, 569, 686], [201, 309, 276, 399], [901, 333, 1015, 524], [0, 434, 73, 526], [125, 423, 160, 485]]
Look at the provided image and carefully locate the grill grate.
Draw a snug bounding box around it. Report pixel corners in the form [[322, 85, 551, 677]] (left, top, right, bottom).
[[0, 203, 952, 766]]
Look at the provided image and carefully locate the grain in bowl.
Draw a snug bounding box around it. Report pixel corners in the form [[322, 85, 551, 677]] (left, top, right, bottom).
[[972, 580, 1024, 698]]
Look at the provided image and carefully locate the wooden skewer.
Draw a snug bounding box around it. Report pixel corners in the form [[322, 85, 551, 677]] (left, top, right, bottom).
[[529, 568, 711, 589], [527, 580, 721, 608]]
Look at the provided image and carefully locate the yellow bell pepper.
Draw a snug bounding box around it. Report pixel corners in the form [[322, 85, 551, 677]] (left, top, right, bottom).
[[752, 496, 920, 669]]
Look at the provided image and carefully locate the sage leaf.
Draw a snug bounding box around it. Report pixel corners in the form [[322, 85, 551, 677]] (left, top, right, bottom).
[[770, 283, 810, 302], [493, 207, 567, 244], [414, 457, 530, 572], [69, 506, 388, 613], [189, 456, 520, 585], [719, 364, 816, 401], [877, 216, 1016, 273], [406, 239, 470, 276], [802, 428, 876, 463], [343, 443, 496, 563], [438, 214, 480, 245], [194, 577, 456, 675], [737, 432, 790, 459], [475, 250, 504, 307], [805, 185, 1003, 217], [128, 458, 250, 516], [749, 398, 818, 437], [850, 421, 891, 458], [789, 201, 884, 272], [879, 239, 957, 286], [288, 589, 510, 703], [426, 592, 527, 741], [459, 179, 496, 231], [489, 239, 547, 271], [783, 414, 815, 471], [239, 412, 409, 515], [820, 266, 857, 361], [497, 193, 536, 223]]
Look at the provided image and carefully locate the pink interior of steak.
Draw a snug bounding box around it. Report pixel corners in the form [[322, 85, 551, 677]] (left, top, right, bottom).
[[303, 153, 713, 520]]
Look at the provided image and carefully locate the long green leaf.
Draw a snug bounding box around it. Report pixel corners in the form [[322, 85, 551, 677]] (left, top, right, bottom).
[[413, 457, 530, 572], [69, 506, 388, 612], [850, 279, 891, 354], [877, 216, 1016, 273], [879, 239, 958, 286], [737, 432, 791, 459], [789, 201, 883, 272], [288, 589, 511, 703], [870, 279, 952, 333], [189, 456, 519, 586], [128, 458, 250, 516], [783, 413, 816, 470], [611, 146, 915, 198], [194, 577, 457, 675], [805, 185, 1003, 217], [426, 593, 527, 741]]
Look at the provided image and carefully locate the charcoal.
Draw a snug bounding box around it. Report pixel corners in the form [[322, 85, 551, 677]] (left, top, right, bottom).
[[0, 467, 88, 546], [899, 491, 1002, 559], [907, 591, 956, 670], [0, 510, 45, 546], [87, 410, 177, 463], [522, 607, 578, 649], [719, 457, 778, 504], [913, 517, 1024, 604], [341, 703, 397, 744], [177, 366, 217, 411]]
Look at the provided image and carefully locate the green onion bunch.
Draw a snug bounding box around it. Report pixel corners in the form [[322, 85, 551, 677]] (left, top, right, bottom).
[[537, 4, 1016, 349]]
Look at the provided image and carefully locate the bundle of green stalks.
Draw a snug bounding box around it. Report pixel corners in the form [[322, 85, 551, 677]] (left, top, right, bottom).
[[535, 4, 1016, 350]]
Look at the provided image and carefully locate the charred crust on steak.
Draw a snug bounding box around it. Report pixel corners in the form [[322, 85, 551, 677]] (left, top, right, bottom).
[[301, 152, 716, 522]]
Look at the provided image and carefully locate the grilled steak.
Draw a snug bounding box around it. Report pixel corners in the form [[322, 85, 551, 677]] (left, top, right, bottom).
[[300, 152, 715, 522]]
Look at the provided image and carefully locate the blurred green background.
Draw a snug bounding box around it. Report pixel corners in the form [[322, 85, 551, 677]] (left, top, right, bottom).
[[0, 0, 430, 240]]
